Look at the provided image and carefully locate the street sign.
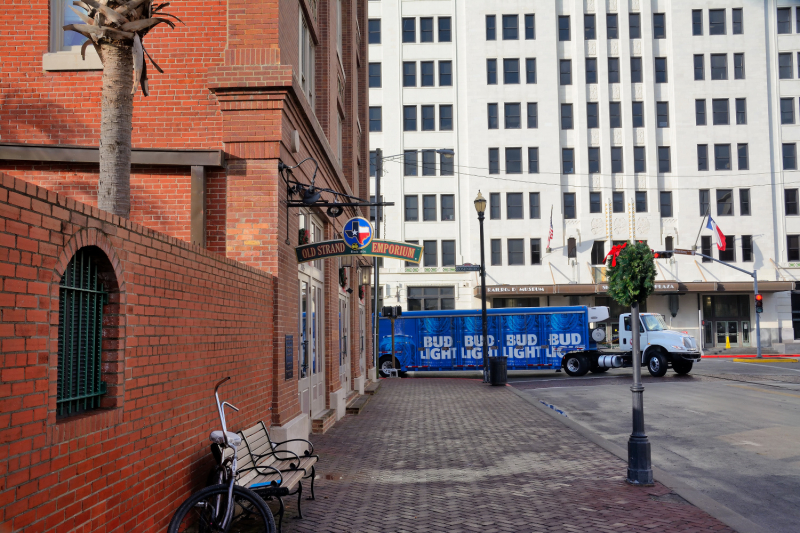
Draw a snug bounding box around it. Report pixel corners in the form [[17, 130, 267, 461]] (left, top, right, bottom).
[[673, 249, 695, 256], [456, 265, 482, 272]]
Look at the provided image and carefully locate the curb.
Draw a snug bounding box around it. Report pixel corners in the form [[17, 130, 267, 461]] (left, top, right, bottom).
[[508, 386, 770, 533], [702, 354, 795, 358], [732, 358, 799, 363]]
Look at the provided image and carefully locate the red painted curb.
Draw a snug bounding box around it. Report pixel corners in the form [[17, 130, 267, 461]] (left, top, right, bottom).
[[701, 354, 800, 358]]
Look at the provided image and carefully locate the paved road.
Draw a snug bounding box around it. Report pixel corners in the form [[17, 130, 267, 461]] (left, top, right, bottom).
[[510, 359, 800, 533]]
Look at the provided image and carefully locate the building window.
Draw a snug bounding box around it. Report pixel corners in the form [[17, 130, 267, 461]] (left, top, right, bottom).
[[715, 144, 731, 171], [486, 14, 496, 40], [440, 105, 453, 130], [709, 9, 726, 35], [697, 144, 709, 171], [699, 189, 710, 216], [734, 53, 745, 79], [369, 106, 382, 131], [660, 191, 673, 217], [717, 189, 734, 216], [738, 144, 749, 170], [505, 148, 522, 174], [732, 8, 743, 34], [441, 151, 454, 176], [561, 104, 573, 130], [421, 106, 435, 131], [487, 59, 497, 84], [562, 148, 574, 174], [403, 61, 416, 86], [408, 287, 455, 311], [421, 61, 434, 86], [564, 193, 576, 219], [405, 240, 419, 267], [719, 236, 735, 262], [609, 102, 621, 128], [529, 192, 540, 218], [441, 195, 455, 221], [735, 98, 747, 124], [368, 62, 381, 87], [422, 195, 437, 221], [653, 13, 666, 39], [368, 19, 381, 44], [490, 193, 501, 220], [439, 61, 452, 86], [694, 54, 704, 80], [586, 58, 598, 84], [607, 14, 618, 39], [487, 103, 498, 129], [585, 14, 596, 40], [402, 17, 416, 43], [370, 150, 377, 177], [741, 235, 753, 262], [404, 150, 417, 176], [564, 238, 577, 260], [559, 15, 570, 41], [658, 147, 671, 173], [790, 236, 800, 262], [57, 248, 111, 417], [696, 99, 706, 125], [692, 10, 703, 36], [439, 17, 451, 42], [489, 148, 500, 174], [591, 241, 606, 265], [527, 102, 538, 128], [528, 148, 539, 174], [423, 241, 438, 266], [710, 54, 727, 80], [525, 14, 535, 39], [786, 189, 799, 215], [630, 13, 641, 39], [636, 191, 647, 213], [441, 241, 456, 267], [613, 191, 624, 213], [403, 105, 417, 131], [607, 58, 620, 83], [630, 57, 642, 83], [634, 147, 645, 173], [299, 14, 316, 106], [712, 99, 729, 125], [590, 192, 602, 213], [665, 236, 674, 251], [503, 14, 519, 40], [778, 7, 792, 34], [505, 103, 521, 129], [560, 60, 572, 85], [781, 98, 795, 124], [420, 17, 434, 42], [740, 189, 751, 216], [491, 239, 502, 265], [784, 143, 797, 170], [422, 150, 436, 176], [503, 59, 520, 84], [611, 147, 623, 174], [587, 102, 599, 128], [531, 239, 542, 265], [405, 195, 419, 221], [526, 58, 537, 84], [779, 53, 793, 79], [632, 101, 644, 128], [588, 148, 600, 174], [701, 236, 712, 262], [655, 57, 668, 83], [507, 193, 523, 219]]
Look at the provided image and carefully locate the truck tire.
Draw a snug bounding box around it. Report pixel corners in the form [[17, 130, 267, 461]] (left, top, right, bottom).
[[563, 354, 590, 377], [379, 355, 397, 378], [672, 359, 694, 375], [647, 352, 668, 377]]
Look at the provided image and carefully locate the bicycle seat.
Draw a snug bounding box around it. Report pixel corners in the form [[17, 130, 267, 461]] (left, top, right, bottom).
[[209, 430, 242, 447]]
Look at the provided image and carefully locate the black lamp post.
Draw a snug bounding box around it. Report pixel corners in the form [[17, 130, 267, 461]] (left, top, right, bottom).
[[474, 191, 489, 383]]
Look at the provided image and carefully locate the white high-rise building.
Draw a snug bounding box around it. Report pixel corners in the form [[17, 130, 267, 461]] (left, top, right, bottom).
[[368, 0, 800, 352]]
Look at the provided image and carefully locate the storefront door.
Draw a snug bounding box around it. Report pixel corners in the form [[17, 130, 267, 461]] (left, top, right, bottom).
[[339, 294, 351, 392], [298, 214, 326, 418], [716, 321, 739, 347]]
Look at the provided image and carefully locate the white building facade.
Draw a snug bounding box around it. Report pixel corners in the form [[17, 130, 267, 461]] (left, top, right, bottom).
[[368, 0, 800, 352]]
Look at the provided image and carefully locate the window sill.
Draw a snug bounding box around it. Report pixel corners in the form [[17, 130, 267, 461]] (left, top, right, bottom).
[[43, 49, 103, 71]]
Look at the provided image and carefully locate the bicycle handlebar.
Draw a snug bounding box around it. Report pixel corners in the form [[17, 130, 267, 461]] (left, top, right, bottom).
[[214, 377, 231, 394]]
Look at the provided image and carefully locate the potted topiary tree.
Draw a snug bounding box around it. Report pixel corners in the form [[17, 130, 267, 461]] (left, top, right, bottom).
[[605, 241, 656, 486]]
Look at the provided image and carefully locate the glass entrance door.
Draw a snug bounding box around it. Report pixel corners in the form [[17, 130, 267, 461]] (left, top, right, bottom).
[[339, 294, 351, 391], [716, 321, 739, 347], [742, 321, 751, 347]]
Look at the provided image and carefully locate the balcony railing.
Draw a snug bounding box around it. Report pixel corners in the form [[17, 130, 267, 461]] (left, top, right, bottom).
[[403, 266, 457, 274]]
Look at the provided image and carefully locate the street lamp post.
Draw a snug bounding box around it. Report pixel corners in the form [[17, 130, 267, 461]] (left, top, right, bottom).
[[474, 192, 489, 383]]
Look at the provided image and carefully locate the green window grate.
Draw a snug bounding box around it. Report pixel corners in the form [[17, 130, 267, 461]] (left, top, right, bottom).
[[57, 249, 108, 417]]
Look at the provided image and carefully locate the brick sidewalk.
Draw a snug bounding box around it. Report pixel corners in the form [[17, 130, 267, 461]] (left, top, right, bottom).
[[275, 379, 733, 533]]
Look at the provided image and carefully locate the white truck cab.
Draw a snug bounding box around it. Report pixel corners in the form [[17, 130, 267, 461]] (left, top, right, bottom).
[[618, 312, 700, 376]]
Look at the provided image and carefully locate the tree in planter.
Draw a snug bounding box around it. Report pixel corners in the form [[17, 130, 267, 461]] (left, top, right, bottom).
[[64, 0, 181, 218], [605, 241, 655, 486]]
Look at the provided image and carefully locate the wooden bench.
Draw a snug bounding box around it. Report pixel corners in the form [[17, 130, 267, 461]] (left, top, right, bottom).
[[236, 421, 319, 532]]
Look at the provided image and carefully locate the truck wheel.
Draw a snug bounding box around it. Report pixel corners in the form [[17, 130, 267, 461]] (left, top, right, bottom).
[[647, 352, 668, 377], [379, 356, 397, 378], [563, 354, 590, 377], [672, 359, 693, 375]]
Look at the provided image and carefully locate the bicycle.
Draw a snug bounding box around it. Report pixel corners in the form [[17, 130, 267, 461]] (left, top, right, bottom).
[[168, 377, 277, 533]]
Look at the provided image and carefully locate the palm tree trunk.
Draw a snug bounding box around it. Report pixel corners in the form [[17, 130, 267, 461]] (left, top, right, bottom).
[[98, 43, 133, 219]]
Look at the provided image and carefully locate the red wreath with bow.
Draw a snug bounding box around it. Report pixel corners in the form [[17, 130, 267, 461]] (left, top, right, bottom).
[[604, 242, 627, 267]]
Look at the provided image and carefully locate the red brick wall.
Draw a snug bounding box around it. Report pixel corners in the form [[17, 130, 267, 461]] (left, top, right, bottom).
[[0, 172, 275, 533]]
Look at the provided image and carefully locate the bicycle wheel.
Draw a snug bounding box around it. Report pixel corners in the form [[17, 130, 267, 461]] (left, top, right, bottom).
[[168, 484, 276, 533]]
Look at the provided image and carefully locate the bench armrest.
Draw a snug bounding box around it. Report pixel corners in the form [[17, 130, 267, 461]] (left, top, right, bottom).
[[271, 438, 316, 456]]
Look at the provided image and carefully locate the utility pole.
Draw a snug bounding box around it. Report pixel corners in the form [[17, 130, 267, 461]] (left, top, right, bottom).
[[372, 148, 382, 377]]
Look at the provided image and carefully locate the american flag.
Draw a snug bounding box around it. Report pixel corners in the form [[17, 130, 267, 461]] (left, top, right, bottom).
[[547, 207, 554, 248]]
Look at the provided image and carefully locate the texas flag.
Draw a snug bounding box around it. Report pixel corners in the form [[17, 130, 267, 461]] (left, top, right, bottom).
[[706, 215, 726, 251], [345, 219, 371, 246]]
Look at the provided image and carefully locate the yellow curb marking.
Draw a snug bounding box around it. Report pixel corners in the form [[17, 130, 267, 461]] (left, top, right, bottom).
[[728, 384, 800, 399], [732, 358, 799, 363]]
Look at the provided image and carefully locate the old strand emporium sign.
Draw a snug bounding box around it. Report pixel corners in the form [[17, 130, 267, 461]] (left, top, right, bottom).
[[295, 217, 423, 264]]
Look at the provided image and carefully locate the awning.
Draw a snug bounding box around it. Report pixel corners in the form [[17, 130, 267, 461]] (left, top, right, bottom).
[[476, 280, 795, 298]]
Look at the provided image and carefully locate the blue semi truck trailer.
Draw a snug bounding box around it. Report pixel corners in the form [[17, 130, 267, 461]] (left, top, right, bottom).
[[377, 306, 701, 378]]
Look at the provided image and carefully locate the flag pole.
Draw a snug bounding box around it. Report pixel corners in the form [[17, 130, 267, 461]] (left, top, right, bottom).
[[693, 206, 710, 250]]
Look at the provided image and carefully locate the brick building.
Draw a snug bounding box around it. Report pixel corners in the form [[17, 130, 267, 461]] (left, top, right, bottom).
[[0, 0, 372, 531]]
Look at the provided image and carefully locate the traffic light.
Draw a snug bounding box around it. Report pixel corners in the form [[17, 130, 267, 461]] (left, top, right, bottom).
[[653, 251, 674, 259], [755, 294, 763, 314], [382, 306, 403, 319]]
